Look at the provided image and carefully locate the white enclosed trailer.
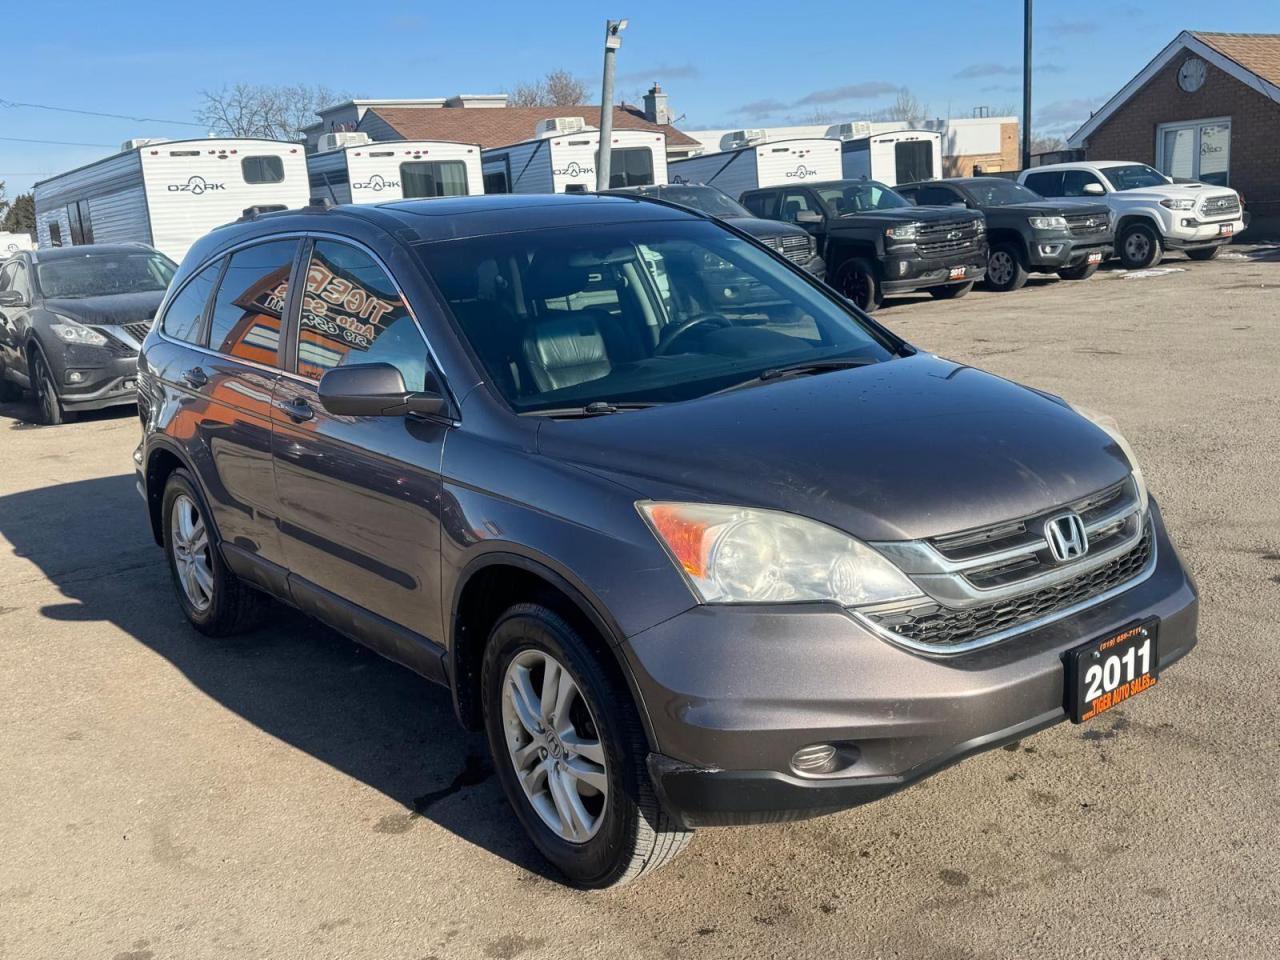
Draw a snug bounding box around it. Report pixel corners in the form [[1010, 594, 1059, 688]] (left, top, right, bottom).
[[0, 232, 35, 256], [482, 125, 668, 194], [308, 136, 484, 204], [841, 130, 942, 186], [34, 139, 309, 263], [666, 139, 842, 199]]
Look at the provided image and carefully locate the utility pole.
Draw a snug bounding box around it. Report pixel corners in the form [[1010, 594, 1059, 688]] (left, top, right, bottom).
[[1022, 0, 1033, 170], [596, 18, 628, 192]]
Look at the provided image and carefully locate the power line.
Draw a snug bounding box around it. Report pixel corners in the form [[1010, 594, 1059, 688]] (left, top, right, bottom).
[[0, 135, 117, 147], [0, 97, 205, 128]]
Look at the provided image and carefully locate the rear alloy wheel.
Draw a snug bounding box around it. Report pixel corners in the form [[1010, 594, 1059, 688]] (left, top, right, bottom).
[[1185, 246, 1222, 262], [984, 243, 1029, 292], [33, 354, 67, 425], [930, 280, 974, 300], [1058, 260, 1100, 281], [834, 257, 882, 313], [1118, 223, 1162, 270]]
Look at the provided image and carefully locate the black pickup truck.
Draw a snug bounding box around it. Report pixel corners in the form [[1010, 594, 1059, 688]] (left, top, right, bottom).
[[896, 177, 1113, 292], [739, 179, 987, 312]]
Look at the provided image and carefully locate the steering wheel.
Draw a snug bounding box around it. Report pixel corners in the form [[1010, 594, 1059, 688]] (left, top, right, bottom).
[[655, 314, 733, 355]]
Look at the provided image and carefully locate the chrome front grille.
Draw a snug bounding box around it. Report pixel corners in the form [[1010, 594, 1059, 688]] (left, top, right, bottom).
[[1066, 213, 1110, 237], [916, 218, 981, 257], [863, 478, 1151, 653], [761, 234, 813, 263], [1200, 194, 1240, 218]]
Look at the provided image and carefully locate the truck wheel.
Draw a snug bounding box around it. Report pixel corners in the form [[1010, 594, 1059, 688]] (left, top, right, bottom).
[[930, 281, 974, 300], [985, 243, 1029, 292], [1185, 246, 1221, 262], [834, 257, 882, 313], [1058, 261, 1100, 281], [482, 603, 692, 888], [1118, 223, 1162, 269]]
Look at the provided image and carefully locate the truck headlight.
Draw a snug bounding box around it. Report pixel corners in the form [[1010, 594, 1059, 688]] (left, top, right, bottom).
[[639, 502, 923, 606], [1029, 216, 1068, 231], [974, 217, 986, 235], [885, 224, 917, 241], [1069, 405, 1149, 514], [1159, 198, 1195, 211], [50, 316, 108, 347]]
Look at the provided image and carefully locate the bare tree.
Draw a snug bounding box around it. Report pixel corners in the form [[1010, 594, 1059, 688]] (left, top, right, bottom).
[[1031, 134, 1067, 155], [197, 83, 350, 141], [873, 88, 931, 126], [506, 70, 589, 107]]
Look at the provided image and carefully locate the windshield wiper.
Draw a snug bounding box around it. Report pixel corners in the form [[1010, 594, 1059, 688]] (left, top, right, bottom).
[[523, 401, 662, 418], [709, 357, 878, 396]]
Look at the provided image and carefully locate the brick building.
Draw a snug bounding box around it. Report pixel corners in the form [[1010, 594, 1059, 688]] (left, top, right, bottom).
[[1069, 31, 1280, 229]]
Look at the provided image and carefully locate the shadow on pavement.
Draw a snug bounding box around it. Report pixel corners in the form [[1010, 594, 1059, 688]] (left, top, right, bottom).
[[0, 472, 554, 880]]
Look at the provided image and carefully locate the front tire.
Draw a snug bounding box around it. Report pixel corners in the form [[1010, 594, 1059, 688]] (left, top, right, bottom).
[[1118, 223, 1162, 269], [930, 280, 974, 300], [482, 603, 691, 888], [1058, 260, 1100, 281], [833, 256, 883, 313], [1186, 246, 1222, 262], [985, 242, 1029, 292], [33, 353, 68, 425], [161, 469, 264, 636]]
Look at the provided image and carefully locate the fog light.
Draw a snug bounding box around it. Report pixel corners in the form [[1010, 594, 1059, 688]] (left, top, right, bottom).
[[65, 370, 86, 384], [791, 744, 837, 773], [897, 260, 910, 277], [1038, 244, 1063, 257]]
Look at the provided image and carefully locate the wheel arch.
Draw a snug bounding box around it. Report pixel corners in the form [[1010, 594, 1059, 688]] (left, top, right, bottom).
[[143, 438, 217, 548], [825, 237, 881, 274], [1115, 212, 1162, 236]]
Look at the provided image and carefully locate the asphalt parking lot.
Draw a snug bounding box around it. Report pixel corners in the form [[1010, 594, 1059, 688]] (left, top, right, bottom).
[[2, 246, 1278, 960]]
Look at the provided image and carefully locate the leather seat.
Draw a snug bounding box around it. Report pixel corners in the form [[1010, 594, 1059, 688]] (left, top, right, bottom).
[[522, 316, 611, 392]]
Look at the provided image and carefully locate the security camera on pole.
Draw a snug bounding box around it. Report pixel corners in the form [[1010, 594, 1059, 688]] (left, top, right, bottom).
[[596, 18, 628, 192]]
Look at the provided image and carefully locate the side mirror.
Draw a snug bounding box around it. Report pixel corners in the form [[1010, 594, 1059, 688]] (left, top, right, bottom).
[[1083, 182, 1105, 196], [949, 200, 969, 208], [794, 210, 824, 225], [318, 362, 447, 418], [0, 290, 27, 307]]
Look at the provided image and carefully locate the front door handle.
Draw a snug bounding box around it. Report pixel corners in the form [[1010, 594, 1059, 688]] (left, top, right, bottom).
[[182, 366, 208, 388], [281, 396, 315, 423]]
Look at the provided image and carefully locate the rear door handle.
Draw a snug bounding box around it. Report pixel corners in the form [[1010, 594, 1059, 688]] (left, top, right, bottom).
[[181, 366, 208, 388], [281, 396, 315, 423]]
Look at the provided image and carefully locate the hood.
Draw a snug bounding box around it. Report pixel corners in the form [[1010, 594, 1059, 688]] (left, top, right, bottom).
[[833, 206, 981, 227], [536, 353, 1132, 542], [42, 290, 166, 327], [728, 216, 811, 241], [1116, 182, 1235, 203], [984, 200, 1110, 218]]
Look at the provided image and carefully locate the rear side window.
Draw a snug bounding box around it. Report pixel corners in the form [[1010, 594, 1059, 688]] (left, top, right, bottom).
[[242, 156, 285, 184], [207, 240, 297, 365], [297, 240, 425, 389], [162, 260, 222, 343], [740, 192, 777, 218], [1023, 171, 1062, 197]]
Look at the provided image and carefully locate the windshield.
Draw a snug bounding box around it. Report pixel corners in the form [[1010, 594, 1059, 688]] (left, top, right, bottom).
[[1099, 164, 1171, 191], [418, 219, 896, 413], [36, 252, 176, 299], [964, 179, 1043, 206], [813, 181, 911, 214], [633, 186, 752, 218]]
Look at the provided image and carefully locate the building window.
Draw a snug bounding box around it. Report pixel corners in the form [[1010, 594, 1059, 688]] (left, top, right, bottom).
[[48, 222, 63, 246], [598, 147, 655, 188], [1157, 118, 1230, 186], [399, 160, 469, 198], [242, 155, 286, 184]]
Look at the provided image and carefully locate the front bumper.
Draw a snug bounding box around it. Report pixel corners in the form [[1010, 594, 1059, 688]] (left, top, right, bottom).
[[1027, 234, 1114, 270], [625, 499, 1197, 827], [1164, 216, 1246, 249], [881, 244, 988, 294], [45, 344, 139, 411]]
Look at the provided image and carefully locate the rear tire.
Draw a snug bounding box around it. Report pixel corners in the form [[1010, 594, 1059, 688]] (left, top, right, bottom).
[[33, 353, 68, 425], [1118, 223, 1162, 269], [161, 468, 264, 637], [1186, 246, 1222, 262], [930, 280, 974, 300], [834, 257, 882, 313], [1058, 260, 1100, 281], [984, 242, 1029, 292], [482, 603, 692, 888]]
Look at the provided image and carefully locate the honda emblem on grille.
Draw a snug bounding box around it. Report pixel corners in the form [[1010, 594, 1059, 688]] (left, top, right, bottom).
[[1044, 512, 1089, 562]]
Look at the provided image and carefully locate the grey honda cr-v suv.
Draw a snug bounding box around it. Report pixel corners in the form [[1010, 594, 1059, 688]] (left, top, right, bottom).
[[135, 194, 1198, 887]]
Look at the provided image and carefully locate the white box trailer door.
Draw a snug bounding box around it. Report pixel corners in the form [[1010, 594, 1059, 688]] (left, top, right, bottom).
[[346, 141, 484, 203], [140, 140, 310, 262]]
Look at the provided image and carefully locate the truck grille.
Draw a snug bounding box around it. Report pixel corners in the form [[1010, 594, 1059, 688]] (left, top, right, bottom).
[[915, 218, 981, 256], [1066, 213, 1110, 237], [761, 234, 813, 264], [863, 526, 1153, 649], [123, 321, 153, 343], [1200, 194, 1240, 218]]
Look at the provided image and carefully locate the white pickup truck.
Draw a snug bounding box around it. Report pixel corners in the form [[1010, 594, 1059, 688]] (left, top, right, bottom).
[[1018, 161, 1246, 269]]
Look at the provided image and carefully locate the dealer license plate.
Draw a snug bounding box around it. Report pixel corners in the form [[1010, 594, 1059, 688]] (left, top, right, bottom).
[[1087, 251, 1103, 264], [1220, 223, 1234, 236], [949, 266, 967, 280], [1064, 619, 1159, 723]]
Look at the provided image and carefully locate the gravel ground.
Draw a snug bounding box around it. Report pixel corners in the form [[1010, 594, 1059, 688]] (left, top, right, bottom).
[[1, 245, 1278, 960]]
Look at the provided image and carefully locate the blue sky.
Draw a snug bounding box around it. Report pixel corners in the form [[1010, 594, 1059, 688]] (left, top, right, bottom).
[[2, 0, 1276, 198]]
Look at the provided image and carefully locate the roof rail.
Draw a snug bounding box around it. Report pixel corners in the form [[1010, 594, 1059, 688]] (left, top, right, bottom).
[[307, 196, 335, 210], [237, 204, 289, 222]]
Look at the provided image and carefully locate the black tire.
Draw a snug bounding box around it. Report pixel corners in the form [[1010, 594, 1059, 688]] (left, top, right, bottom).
[[1058, 260, 1100, 281], [984, 242, 1029, 292], [833, 256, 882, 313], [32, 352, 68, 425], [161, 468, 264, 637], [481, 603, 692, 888], [930, 280, 975, 300], [1186, 246, 1222, 262], [1118, 222, 1162, 269]]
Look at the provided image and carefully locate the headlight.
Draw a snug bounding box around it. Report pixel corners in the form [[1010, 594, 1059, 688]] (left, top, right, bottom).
[[639, 502, 923, 606], [974, 217, 986, 235], [49, 316, 108, 346], [1029, 216, 1068, 231], [1159, 198, 1195, 211], [885, 223, 918, 241], [1069, 405, 1149, 514]]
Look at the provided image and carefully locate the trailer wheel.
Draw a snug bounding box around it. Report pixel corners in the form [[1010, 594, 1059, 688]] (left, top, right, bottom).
[[834, 257, 882, 313]]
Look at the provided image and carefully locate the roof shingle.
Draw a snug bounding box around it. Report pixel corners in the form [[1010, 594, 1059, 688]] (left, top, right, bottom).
[[1192, 32, 1280, 87], [360, 105, 697, 149]]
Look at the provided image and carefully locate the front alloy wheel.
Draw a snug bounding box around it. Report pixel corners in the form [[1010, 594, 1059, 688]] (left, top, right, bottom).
[[502, 649, 609, 843]]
